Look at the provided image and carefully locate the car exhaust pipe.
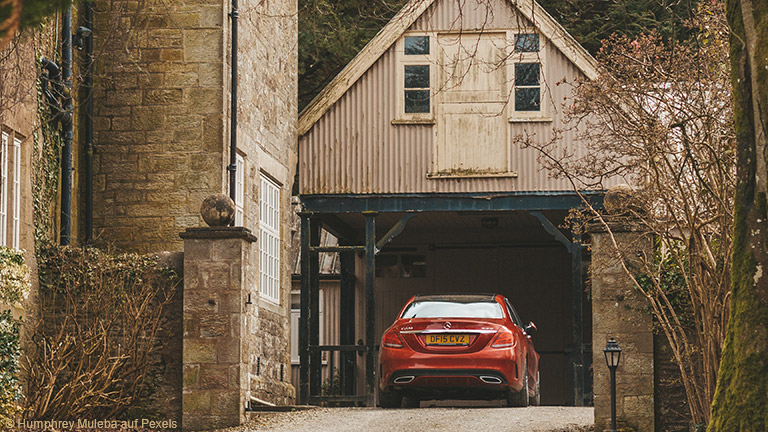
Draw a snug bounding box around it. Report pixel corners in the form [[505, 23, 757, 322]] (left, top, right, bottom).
[[393, 376, 415, 384], [479, 376, 503, 384]]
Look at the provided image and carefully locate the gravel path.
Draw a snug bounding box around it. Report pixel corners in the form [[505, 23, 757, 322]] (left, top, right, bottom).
[[232, 406, 594, 432]]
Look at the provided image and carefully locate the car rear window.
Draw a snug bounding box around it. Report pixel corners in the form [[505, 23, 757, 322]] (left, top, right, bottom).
[[401, 300, 504, 319]]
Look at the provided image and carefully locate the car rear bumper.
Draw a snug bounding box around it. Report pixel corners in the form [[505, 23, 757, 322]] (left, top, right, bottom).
[[379, 348, 521, 395]]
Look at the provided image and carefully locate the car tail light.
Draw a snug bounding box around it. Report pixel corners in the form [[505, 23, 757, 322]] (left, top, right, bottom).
[[491, 330, 516, 348], [382, 330, 404, 348]]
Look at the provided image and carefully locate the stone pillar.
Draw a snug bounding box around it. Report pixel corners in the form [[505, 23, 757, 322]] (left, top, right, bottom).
[[180, 227, 256, 430], [591, 225, 654, 432]]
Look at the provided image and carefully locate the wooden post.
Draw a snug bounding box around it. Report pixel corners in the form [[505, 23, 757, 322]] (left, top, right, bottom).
[[339, 242, 356, 396], [571, 234, 584, 406], [299, 213, 311, 404], [363, 211, 377, 407], [310, 219, 322, 397]]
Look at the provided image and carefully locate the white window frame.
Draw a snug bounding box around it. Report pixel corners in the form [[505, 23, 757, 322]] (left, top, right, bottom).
[[394, 32, 436, 124], [12, 137, 20, 249], [234, 154, 244, 227], [290, 290, 325, 365], [0, 132, 8, 247], [507, 30, 551, 122], [259, 173, 281, 304]]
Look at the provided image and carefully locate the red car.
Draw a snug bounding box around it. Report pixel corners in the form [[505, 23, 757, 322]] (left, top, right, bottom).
[[378, 293, 540, 408]]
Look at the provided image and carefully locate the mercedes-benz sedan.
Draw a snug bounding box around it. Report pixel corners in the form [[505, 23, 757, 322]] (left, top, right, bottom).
[[378, 293, 540, 408]]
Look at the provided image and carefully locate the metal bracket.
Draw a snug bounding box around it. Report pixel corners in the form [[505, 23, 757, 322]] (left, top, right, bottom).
[[530, 211, 575, 253], [375, 212, 417, 254]]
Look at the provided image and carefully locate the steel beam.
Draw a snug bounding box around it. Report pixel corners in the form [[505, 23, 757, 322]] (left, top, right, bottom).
[[375, 213, 417, 253], [298, 213, 311, 404], [364, 212, 377, 407], [571, 234, 585, 406], [530, 211, 573, 252], [319, 213, 360, 243], [339, 242, 356, 396], [301, 192, 604, 214], [309, 219, 322, 397]]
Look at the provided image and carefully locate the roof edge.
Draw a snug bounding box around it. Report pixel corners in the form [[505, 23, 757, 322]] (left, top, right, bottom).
[[297, 0, 436, 136]]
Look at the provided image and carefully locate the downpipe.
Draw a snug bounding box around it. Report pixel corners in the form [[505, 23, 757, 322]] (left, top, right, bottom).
[[227, 0, 239, 208], [60, 6, 74, 245]]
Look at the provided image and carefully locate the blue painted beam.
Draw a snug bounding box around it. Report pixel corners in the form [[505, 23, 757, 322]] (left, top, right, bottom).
[[300, 191, 604, 213]]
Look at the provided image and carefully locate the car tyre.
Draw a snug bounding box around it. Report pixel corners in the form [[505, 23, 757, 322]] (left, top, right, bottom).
[[529, 371, 541, 406], [378, 388, 402, 408], [507, 361, 529, 407], [402, 395, 420, 408]]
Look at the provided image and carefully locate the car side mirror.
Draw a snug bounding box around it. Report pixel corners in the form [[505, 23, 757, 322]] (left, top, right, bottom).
[[524, 322, 537, 336]]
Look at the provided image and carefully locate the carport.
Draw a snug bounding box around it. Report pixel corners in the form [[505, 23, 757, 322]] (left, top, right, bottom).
[[297, 192, 599, 407]]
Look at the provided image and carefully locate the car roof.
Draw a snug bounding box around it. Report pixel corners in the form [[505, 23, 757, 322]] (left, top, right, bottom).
[[411, 293, 499, 303]]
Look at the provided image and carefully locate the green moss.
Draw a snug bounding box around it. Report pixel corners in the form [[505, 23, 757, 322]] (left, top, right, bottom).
[[708, 1, 768, 428]]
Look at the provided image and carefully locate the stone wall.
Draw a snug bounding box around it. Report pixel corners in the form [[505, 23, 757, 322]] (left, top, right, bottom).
[[181, 228, 254, 430], [92, 0, 227, 253], [228, 0, 298, 405], [591, 227, 655, 432], [0, 31, 42, 257]]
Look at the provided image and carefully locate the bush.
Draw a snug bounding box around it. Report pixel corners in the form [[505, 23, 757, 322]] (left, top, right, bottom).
[[23, 244, 179, 420]]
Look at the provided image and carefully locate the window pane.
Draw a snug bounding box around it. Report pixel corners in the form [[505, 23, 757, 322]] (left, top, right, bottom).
[[515, 87, 541, 111], [514, 33, 540, 52], [404, 36, 430, 55], [404, 65, 429, 88], [515, 63, 540, 86], [405, 90, 430, 113]]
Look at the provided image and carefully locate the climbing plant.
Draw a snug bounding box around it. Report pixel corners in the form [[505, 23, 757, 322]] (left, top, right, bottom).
[[0, 247, 30, 426]]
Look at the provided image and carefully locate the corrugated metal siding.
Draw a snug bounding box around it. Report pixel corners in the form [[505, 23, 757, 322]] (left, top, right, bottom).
[[299, 0, 621, 194]]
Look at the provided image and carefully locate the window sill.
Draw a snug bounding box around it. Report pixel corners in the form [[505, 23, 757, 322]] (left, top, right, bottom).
[[426, 171, 519, 179], [392, 118, 436, 125], [508, 117, 553, 123]]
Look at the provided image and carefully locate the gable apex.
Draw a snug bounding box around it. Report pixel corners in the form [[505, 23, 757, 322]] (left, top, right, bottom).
[[298, 0, 599, 136]]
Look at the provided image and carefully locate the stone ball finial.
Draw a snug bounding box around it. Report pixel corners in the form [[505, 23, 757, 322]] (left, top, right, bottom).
[[604, 184, 638, 215], [201, 194, 235, 227]]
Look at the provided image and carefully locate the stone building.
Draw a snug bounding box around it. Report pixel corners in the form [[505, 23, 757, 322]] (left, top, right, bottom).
[[1, 0, 298, 429], [88, 0, 299, 427], [0, 35, 41, 261]]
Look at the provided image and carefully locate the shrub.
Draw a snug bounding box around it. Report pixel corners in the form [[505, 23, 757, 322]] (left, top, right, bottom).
[[23, 244, 179, 420]]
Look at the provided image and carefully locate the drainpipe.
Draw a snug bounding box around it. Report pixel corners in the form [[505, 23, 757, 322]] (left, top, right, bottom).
[[228, 0, 239, 206], [84, 2, 94, 243], [60, 6, 74, 245]]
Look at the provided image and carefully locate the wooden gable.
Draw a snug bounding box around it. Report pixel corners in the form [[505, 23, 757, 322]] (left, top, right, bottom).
[[298, 0, 608, 195]]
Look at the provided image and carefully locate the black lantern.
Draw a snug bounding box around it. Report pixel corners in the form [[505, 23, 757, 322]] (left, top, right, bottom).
[[603, 337, 622, 368], [603, 338, 622, 432]]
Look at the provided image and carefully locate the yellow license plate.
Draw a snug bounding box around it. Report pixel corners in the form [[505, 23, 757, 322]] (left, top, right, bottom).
[[426, 334, 470, 345]]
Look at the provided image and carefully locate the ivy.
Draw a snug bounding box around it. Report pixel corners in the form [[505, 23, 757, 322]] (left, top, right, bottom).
[[0, 247, 30, 425], [33, 53, 64, 248]]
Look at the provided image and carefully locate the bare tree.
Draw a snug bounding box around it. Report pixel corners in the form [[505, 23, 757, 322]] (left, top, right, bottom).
[[519, 3, 734, 426]]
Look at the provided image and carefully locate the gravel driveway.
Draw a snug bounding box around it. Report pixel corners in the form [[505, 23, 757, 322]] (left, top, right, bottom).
[[233, 406, 594, 432]]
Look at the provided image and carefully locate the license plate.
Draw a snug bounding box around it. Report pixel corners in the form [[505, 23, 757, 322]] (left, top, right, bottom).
[[426, 334, 470, 345]]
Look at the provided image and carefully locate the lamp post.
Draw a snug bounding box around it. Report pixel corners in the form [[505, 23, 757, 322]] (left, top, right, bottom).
[[603, 338, 622, 432]]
